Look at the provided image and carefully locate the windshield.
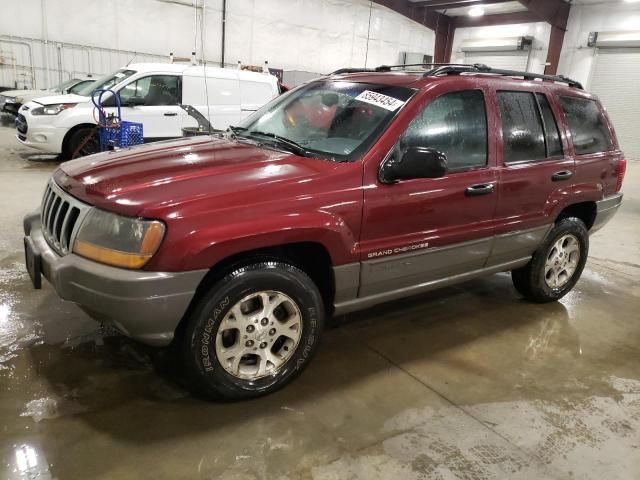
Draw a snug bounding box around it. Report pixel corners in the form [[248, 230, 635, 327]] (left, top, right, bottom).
[[237, 80, 415, 161], [49, 78, 81, 93], [74, 69, 137, 97]]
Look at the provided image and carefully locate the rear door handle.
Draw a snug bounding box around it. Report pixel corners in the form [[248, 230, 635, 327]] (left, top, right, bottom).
[[465, 183, 495, 196], [164, 112, 178, 117], [552, 170, 573, 181]]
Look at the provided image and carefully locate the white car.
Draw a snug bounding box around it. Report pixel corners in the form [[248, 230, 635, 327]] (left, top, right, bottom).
[[16, 63, 280, 159], [0, 78, 95, 116]]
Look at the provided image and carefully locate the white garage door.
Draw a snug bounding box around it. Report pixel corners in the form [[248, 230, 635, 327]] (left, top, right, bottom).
[[462, 51, 530, 71], [589, 48, 640, 162]]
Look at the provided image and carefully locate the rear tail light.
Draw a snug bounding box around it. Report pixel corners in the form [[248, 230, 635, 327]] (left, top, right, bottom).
[[616, 157, 627, 193]]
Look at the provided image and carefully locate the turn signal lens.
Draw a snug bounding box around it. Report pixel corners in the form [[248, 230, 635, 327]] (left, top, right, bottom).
[[72, 209, 165, 269]]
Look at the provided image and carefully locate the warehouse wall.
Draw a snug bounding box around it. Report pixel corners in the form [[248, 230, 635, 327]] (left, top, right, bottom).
[[557, 1, 640, 88], [450, 22, 551, 74], [0, 0, 435, 89]]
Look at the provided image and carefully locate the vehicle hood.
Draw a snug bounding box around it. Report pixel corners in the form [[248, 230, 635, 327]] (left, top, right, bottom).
[[55, 136, 343, 217], [1, 89, 48, 100], [33, 93, 89, 106]]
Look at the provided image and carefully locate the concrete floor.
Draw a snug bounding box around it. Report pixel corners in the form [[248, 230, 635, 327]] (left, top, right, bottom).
[[0, 117, 639, 480]]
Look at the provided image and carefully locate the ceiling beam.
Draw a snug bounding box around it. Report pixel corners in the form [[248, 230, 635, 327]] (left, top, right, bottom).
[[453, 10, 538, 28], [372, 0, 447, 31], [412, 0, 512, 9], [516, 0, 570, 30]]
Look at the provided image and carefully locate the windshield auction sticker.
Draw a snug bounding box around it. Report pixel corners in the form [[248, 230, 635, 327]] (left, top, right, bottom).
[[355, 90, 405, 111]]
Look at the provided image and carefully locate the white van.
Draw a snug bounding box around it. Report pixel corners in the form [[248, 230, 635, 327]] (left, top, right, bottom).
[[16, 63, 280, 158]]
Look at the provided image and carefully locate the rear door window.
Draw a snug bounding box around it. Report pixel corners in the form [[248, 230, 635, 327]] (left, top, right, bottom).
[[400, 90, 488, 171], [497, 91, 546, 163], [559, 96, 613, 155], [536, 93, 563, 157]]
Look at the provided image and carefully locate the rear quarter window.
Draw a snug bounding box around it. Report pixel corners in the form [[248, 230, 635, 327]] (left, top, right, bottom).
[[559, 96, 613, 155]]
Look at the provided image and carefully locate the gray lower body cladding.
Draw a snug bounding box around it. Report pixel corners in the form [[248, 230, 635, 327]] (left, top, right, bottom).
[[333, 193, 623, 315], [24, 213, 207, 346]]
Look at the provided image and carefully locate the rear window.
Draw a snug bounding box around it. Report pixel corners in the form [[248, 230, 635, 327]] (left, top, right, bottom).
[[559, 96, 613, 155]]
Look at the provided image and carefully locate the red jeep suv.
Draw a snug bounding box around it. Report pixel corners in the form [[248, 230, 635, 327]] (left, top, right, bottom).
[[23, 64, 625, 400]]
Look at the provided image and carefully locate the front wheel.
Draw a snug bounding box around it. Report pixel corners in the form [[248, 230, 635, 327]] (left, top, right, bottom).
[[61, 127, 100, 160], [512, 217, 589, 303], [181, 261, 324, 400]]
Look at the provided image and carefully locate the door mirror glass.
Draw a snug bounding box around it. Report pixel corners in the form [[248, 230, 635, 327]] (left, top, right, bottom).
[[379, 146, 448, 184]]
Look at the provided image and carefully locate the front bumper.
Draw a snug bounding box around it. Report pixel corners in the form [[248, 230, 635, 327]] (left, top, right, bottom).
[[15, 108, 67, 154], [24, 212, 207, 346], [591, 193, 623, 234]]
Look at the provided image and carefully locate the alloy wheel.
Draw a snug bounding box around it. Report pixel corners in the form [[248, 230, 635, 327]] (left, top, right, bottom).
[[215, 291, 303, 380], [544, 234, 581, 289]]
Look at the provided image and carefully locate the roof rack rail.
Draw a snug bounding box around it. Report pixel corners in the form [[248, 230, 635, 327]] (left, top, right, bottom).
[[425, 63, 584, 89], [330, 67, 377, 75], [329, 63, 473, 75], [374, 63, 475, 72], [329, 63, 583, 89]]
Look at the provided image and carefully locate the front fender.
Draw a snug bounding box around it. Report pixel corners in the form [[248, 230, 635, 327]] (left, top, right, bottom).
[[150, 210, 359, 271]]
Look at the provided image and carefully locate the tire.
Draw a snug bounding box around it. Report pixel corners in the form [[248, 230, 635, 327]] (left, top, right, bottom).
[[512, 217, 589, 303], [181, 261, 324, 401], [61, 127, 99, 160]]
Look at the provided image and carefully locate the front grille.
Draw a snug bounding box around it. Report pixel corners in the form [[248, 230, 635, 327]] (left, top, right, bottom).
[[41, 180, 90, 255], [16, 114, 28, 135]]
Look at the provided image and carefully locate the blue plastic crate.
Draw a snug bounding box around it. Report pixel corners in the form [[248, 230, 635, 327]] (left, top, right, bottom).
[[92, 89, 145, 152], [100, 120, 144, 150]]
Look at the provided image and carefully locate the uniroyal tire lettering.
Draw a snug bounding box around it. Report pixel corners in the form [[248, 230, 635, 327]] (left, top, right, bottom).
[[200, 295, 231, 372]]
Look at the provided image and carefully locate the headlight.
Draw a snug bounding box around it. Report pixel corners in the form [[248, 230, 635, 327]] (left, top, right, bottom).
[[31, 103, 77, 116], [72, 209, 165, 269]]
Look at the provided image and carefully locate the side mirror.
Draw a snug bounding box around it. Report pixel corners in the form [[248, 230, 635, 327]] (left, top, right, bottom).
[[379, 146, 448, 184], [126, 96, 146, 107]]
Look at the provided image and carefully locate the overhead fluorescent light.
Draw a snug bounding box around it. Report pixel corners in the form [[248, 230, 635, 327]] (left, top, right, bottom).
[[469, 6, 485, 17], [624, 0, 640, 3]]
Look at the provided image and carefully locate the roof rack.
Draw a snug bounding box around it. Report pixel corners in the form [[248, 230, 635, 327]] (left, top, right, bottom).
[[330, 63, 469, 75], [329, 62, 583, 89], [425, 63, 584, 89]]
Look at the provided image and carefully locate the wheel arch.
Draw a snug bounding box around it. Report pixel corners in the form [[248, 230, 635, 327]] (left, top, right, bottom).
[[173, 241, 335, 341], [61, 123, 97, 158], [555, 201, 597, 230]]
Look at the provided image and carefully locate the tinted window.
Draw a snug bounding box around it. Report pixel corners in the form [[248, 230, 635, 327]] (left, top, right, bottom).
[[400, 90, 487, 170], [536, 93, 563, 157], [119, 75, 180, 106], [498, 91, 546, 163], [559, 96, 612, 155]]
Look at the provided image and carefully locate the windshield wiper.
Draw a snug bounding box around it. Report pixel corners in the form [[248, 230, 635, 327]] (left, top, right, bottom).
[[245, 130, 310, 157], [227, 125, 248, 138]]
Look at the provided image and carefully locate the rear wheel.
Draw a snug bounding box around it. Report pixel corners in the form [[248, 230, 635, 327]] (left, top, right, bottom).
[[512, 217, 589, 303], [61, 127, 100, 160], [181, 261, 324, 400]]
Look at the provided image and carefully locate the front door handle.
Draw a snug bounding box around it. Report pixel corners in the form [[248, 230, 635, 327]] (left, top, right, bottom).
[[465, 183, 495, 197], [164, 112, 178, 117], [552, 170, 573, 181]]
